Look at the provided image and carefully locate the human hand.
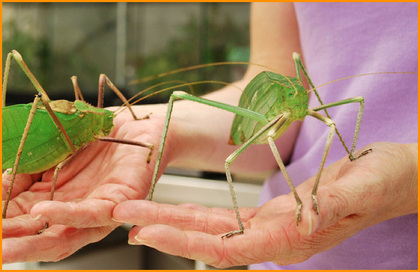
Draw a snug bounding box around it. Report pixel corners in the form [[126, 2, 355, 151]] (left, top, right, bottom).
[[2, 109, 168, 263], [112, 142, 417, 268]]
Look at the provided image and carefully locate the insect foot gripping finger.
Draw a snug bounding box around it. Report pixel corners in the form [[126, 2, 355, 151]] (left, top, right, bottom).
[[295, 202, 303, 225], [137, 112, 153, 120], [221, 229, 244, 239], [37, 223, 49, 234], [312, 194, 320, 215], [145, 144, 154, 164], [349, 148, 373, 161]]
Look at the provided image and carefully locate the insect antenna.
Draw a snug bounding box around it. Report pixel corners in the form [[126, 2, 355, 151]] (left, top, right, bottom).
[[306, 71, 417, 94], [126, 80, 195, 105], [124, 61, 303, 113], [114, 80, 245, 116], [128, 61, 277, 85], [113, 80, 194, 116]]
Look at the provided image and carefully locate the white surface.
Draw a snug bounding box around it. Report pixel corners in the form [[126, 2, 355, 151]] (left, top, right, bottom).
[[2, 262, 37, 270], [153, 174, 262, 208]]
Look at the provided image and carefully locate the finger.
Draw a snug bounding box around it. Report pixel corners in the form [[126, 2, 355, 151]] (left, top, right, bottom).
[[296, 173, 372, 236], [30, 199, 119, 228], [128, 224, 284, 268], [177, 202, 255, 220], [113, 200, 254, 235], [131, 224, 227, 267], [2, 214, 48, 238], [2, 224, 116, 263], [2, 172, 40, 199], [177, 202, 213, 211], [3, 191, 51, 218], [293, 153, 371, 236]]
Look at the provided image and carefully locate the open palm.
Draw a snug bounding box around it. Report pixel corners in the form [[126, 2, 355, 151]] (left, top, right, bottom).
[[113, 142, 417, 268], [2, 111, 164, 263]]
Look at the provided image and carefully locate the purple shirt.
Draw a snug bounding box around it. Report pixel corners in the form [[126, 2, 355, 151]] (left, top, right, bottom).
[[251, 3, 418, 270]]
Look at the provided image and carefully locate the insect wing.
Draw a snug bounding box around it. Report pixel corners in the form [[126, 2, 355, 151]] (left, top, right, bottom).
[[229, 72, 294, 145], [2, 104, 74, 173]]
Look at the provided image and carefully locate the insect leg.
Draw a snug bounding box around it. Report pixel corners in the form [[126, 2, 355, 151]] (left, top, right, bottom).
[[293, 52, 353, 157], [149, 90, 268, 201], [306, 109, 336, 214], [149, 90, 272, 238], [265, 118, 306, 226], [98, 137, 154, 163], [27, 145, 90, 233], [292, 52, 303, 82], [3, 50, 76, 153], [70, 76, 85, 101], [222, 114, 289, 238], [2, 94, 42, 218], [311, 96, 370, 161], [3, 50, 50, 101], [267, 137, 303, 224], [49, 145, 89, 201], [37, 94, 77, 153], [2, 52, 12, 107], [98, 74, 149, 120], [148, 93, 177, 202]]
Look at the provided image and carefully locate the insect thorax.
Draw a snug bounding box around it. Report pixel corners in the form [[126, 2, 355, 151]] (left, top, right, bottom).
[[73, 100, 115, 139], [280, 79, 308, 121]]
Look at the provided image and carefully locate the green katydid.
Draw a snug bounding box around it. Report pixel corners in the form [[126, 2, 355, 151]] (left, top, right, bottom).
[[147, 52, 375, 238], [2, 50, 154, 219]]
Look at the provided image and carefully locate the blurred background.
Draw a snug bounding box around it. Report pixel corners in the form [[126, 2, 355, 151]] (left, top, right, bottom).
[[2, 3, 264, 270], [3, 2, 250, 106]]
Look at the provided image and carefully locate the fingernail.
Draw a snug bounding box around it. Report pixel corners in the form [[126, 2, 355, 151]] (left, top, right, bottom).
[[134, 235, 148, 245], [296, 210, 321, 236], [128, 236, 145, 245], [307, 212, 314, 235], [111, 217, 125, 223], [31, 214, 43, 221], [306, 211, 321, 236]]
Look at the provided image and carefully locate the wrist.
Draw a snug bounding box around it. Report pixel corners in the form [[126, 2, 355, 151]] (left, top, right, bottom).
[[401, 143, 418, 214], [381, 142, 418, 218]]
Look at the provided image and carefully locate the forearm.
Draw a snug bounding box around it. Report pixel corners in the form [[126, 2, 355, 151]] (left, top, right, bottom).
[[134, 81, 276, 174], [166, 81, 275, 173]]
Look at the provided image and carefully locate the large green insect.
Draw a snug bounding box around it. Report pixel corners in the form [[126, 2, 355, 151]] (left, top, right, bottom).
[[2, 50, 154, 219], [148, 52, 371, 238]]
